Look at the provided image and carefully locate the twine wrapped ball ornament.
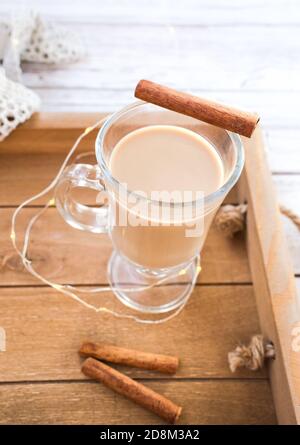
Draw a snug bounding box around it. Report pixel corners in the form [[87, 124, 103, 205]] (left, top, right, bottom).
[[215, 203, 300, 238], [214, 203, 247, 237], [228, 335, 275, 372]]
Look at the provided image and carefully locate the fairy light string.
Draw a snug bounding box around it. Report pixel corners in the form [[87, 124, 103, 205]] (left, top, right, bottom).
[[11, 116, 201, 324]]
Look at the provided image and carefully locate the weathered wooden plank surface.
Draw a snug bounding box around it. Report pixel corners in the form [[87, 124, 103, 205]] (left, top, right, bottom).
[[0, 208, 251, 285], [2, 0, 299, 25], [0, 380, 276, 425], [20, 25, 300, 93], [0, 285, 263, 381], [265, 130, 300, 174]]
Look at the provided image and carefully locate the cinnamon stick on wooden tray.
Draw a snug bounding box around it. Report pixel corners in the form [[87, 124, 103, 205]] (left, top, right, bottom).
[[82, 357, 182, 424], [135, 79, 260, 138], [79, 341, 179, 374]]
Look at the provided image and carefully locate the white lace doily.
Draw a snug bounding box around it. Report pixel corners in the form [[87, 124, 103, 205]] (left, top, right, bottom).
[[0, 11, 84, 140], [0, 11, 84, 81], [22, 14, 84, 64], [0, 68, 40, 141]]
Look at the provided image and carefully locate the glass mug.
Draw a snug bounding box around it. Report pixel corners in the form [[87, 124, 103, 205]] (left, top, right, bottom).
[[55, 102, 244, 314]]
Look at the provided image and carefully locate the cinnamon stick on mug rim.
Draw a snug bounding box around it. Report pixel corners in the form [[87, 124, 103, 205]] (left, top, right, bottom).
[[79, 341, 179, 374], [135, 79, 260, 138], [82, 357, 182, 424]]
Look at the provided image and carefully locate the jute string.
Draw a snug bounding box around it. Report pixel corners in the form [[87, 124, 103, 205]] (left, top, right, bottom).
[[279, 205, 300, 230], [214, 204, 247, 237], [228, 335, 275, 372]]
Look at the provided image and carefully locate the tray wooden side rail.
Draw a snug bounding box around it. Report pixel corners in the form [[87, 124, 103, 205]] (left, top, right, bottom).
[[241, 130, 300, 424], [0, 113, 298, 424]]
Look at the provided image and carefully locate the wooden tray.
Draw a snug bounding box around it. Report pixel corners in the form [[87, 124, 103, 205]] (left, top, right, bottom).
[[0, 113, 299, 425]]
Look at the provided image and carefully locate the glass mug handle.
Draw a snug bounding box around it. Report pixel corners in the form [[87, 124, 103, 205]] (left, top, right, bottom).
[[55, 163, 109, 233]]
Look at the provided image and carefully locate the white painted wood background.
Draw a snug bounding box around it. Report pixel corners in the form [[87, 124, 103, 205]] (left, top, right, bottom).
[[1, 0, 300, 265]]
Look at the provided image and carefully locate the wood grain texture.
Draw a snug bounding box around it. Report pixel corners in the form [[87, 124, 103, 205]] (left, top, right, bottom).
[[2, 0, 298, 25], [265, 129, 300, 174], [1, 0, 300, 180], [18, 23, 300, 94], [22, 90, 300, 127], [0, 113, 106, 153], [1, 167, 298, 275], [0, 208, 250, 285], [242, 128, 300, 424], [0, 285, 263, 381], [0, 380, 276, 425], [0, 112, 297, 426], [0, 114, 298, 279], [6, 114, 300, 174], [0, 0, 297, 426]]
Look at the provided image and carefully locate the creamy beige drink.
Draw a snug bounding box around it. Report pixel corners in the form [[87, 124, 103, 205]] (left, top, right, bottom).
[[109, 125, 224, 269]]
